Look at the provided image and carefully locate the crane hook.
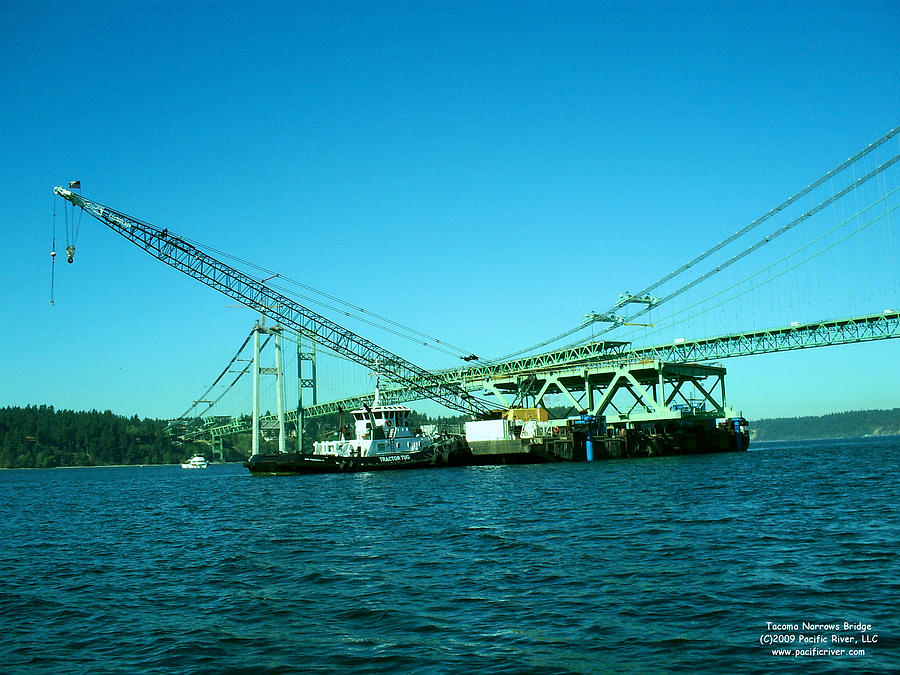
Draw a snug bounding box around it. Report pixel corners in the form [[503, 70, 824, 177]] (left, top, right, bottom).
[[65, 245, 76, 264]]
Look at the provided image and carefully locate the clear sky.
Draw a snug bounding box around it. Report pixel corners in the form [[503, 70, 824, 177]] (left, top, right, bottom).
[[2, 0, 898, 421]]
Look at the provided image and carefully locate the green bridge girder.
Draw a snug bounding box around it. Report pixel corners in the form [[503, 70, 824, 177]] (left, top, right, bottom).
[[616, 310, 899, 366], [194, 311, 899, 438]]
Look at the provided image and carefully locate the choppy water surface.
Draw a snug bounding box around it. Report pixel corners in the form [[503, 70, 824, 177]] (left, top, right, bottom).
[[1, 437, 898, 673]]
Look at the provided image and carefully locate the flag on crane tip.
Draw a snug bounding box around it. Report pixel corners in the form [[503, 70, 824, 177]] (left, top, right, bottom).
[[68, 180, 81, 189]]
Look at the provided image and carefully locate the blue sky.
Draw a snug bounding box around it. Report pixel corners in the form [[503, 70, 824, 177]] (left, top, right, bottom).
[[2, 0, 898, 421]]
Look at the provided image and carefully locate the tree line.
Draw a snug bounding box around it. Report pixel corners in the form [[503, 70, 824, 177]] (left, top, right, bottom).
[[0, 405, 470, 468], [0, 405, 187, 468], [750, 408, 900, 442], [13, 403, 892, 467]]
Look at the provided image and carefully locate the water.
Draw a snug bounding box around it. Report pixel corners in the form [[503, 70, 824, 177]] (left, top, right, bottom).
[[1, 437, 897, 673]]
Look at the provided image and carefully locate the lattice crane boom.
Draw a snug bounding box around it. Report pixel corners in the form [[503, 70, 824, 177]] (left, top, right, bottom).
[[53, 186, 493, 417]]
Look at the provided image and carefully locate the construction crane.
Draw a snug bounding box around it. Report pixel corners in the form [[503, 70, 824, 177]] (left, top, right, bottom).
[[53, 186, 494, 417]]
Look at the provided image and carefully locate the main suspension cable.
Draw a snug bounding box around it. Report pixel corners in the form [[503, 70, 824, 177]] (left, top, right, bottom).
[[485, 127, 900, 360], [610, 187, 900, 345], [629, 124, 900, 301], [177, 331, 266, 420], [610, 151, 900, 332]]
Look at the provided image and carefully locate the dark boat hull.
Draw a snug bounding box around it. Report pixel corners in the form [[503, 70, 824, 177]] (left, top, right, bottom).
[[244, 423, 750, 475], [245, 438, 471, 475]]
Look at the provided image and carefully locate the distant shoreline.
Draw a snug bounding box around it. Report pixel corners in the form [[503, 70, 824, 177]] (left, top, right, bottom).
[[749, 408, 900, 442], [0, 462, 242, 471], [750, 433, 900, 444], [4, 439, 900, 470]]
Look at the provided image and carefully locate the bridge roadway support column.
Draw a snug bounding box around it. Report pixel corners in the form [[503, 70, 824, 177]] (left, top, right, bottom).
[[297, 338, 302, 453], [252, 324, 261, 457], [721, 375, 728, 413], [274, 328, 286, 454], [584, 370, 594, 415], [211, 435, 224, 461]]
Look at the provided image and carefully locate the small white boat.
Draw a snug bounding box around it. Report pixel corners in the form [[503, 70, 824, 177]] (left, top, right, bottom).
[[180, 454, 209, 469]]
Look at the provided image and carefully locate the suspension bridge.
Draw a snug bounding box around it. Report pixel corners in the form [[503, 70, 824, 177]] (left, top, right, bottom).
[[54, 126, 900, 457]]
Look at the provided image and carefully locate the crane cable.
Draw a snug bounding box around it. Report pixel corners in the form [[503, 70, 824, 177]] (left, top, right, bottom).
[[50, 182, 84, 303], [49, 197, 57, 306], [171, 236, 480, 361], [64, 198, 83, 264]]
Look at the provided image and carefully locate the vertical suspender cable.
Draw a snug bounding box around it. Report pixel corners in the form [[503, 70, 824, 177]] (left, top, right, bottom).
[[50, 197, 57, 305], [618, 152, 900, 326], [492, 126, 900, 359], [628, 124, 900, 302]]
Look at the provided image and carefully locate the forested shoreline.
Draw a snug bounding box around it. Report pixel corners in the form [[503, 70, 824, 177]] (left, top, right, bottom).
[[2, 404, 898, 468], [0, 405, 185, 468], [750, 408, 900, 442]]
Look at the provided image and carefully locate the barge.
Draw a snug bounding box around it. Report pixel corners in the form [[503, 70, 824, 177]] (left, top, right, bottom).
[[245, 404, 748, 475], [464, 408, 748, 464]]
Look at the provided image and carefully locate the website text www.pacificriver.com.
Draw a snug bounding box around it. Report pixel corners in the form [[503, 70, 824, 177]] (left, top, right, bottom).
[[760, 621, 879, 660]]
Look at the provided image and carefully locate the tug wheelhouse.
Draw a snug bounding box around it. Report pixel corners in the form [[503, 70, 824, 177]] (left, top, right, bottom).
[[314, 404, 431, 457]]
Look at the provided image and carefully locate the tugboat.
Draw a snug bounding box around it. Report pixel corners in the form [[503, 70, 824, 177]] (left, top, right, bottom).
[[245, 401, 470, 475]]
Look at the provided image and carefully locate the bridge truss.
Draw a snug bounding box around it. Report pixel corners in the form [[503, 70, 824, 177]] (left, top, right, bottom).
[[191, 310, 898, 442]]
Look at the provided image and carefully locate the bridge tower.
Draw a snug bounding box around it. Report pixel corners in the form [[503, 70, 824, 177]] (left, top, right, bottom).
[[252, 321, 288, 456], [297, 337, 317, 452]]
